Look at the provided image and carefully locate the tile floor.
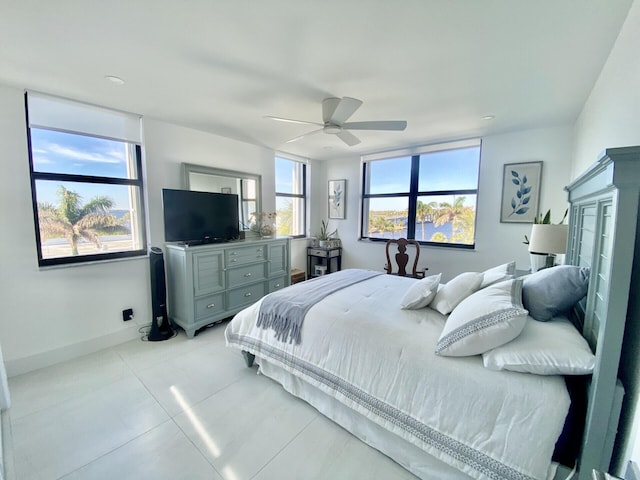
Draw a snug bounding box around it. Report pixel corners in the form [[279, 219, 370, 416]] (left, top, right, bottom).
[[7, 322, 418, 480]]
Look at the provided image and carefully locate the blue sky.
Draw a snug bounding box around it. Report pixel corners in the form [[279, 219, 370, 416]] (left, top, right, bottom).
[[30, 128, 132, 208], [368, 147, 480, 210]]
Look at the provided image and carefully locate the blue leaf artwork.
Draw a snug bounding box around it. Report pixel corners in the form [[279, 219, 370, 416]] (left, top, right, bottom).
[[509, 170, 531, 217], [329, 180, 345, 219]]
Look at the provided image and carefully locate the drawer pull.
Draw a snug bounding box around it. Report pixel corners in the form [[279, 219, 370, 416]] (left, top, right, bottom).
[[244, 292, 252, 297], [230, 252, 237, 256], [206, 303, 216, 309], [231, 258, 237, 263], [244, 272, 252, 277], [275, 283, 281, 287]]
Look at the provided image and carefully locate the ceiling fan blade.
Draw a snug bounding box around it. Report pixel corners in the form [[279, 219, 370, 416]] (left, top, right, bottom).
[[336, 130, 361, 146], [263, 115, 322, 127], [342, 120, 407, 131], [322, 97, 340, 123], [323, 97, 363, 124], [285, 128, 323, 143]]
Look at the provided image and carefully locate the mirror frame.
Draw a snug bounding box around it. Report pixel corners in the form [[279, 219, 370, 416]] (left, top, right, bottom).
[[182, 163, 261, 231]]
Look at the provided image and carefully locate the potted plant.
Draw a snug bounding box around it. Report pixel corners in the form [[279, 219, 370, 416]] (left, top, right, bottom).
[[317, 219, 337, 248]]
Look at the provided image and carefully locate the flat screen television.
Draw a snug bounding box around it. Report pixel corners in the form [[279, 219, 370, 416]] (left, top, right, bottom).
[[162, 188, 240, 245]]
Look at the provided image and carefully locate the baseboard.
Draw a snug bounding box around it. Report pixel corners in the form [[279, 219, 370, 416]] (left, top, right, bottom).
[[4, 326, 142, 377], [1, 409, 14, 480]]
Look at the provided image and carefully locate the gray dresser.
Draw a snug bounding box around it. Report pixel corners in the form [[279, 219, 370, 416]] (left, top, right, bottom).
[[165, 237, 290, 337]]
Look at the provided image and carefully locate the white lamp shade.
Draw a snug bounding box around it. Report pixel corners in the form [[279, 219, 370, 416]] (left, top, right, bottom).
[[528, 224, 568, 254]]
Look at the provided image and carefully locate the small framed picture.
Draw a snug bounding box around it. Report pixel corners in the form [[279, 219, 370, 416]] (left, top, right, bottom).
[[221, 187, 232, 194], [328, 179, 346, 219], [500, 161, 542, 223]]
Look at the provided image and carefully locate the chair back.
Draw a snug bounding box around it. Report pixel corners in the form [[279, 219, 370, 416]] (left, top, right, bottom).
[[384, 238, 424, 278]]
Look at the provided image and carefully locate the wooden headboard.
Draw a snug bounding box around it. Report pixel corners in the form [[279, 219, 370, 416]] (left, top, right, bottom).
[[565, 146, 640, 480]]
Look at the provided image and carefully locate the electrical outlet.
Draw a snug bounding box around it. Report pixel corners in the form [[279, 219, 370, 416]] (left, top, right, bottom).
[[122, 308, 134, 321]]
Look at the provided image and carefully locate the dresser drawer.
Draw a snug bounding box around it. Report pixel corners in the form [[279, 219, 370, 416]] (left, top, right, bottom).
[[268, 276, 287, 292], [227, 263, 266, 287], [308, 248, 340, 258], [194, 293, 225, 321], [226, 245, 266, 266], [227, 282, 266, 310]]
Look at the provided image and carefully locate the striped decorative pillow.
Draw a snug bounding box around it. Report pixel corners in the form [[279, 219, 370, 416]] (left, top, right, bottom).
[[436, 279, 528, 357]]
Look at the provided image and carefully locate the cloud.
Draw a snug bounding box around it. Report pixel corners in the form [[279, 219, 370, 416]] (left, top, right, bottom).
[[32, 154, 53, 165], [47, 143, 124, 164]]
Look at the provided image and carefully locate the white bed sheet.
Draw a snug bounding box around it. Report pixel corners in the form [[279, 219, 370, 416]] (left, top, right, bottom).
[[225, 273, 570, 480]]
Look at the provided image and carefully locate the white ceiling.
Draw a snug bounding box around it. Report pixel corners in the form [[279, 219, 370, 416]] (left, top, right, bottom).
[[0, 0, 633, 160]]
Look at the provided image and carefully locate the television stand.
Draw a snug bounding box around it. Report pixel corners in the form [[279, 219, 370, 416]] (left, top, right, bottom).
[[182, 238, 227, 247], [165, 237, 291, 337]]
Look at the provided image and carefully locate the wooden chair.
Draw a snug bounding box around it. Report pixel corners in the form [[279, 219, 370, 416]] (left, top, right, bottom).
[[384, 238, 428, 279]]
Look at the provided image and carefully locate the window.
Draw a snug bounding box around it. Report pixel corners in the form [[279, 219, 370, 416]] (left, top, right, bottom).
[[26, 93, 147, 266], [361, 139, 481, 248], [275, 155, 306, 237]]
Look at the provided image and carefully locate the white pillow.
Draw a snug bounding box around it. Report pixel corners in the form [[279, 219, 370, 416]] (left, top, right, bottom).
[[436, 279, 528, 357], [400, 273, 442, 309], [482, 316, 595, 375], [480, 261, 516, 289], [430, 272, 484, 315]]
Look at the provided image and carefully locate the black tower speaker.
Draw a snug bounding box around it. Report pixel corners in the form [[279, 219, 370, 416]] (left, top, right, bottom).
[[148, 247, 174, 341]]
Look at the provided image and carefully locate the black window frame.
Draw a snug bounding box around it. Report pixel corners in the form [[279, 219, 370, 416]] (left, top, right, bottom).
[[25, 94, 148, 267], [360, 143, 480, 249], [275, 155, 307, 239]]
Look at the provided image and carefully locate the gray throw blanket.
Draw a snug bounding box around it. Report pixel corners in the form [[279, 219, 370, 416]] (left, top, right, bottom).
[[257, 269, 383, 344]]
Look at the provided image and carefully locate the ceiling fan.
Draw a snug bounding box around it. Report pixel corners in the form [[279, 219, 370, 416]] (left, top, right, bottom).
[[265, 96, 407, 146]]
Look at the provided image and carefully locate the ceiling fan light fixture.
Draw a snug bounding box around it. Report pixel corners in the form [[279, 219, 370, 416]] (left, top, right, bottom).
[[268, 97, 407, 147], [323, 125, 342, 134]]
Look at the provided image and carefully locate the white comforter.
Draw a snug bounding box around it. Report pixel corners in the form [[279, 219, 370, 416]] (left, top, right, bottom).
[[225, 273, 570, 480]]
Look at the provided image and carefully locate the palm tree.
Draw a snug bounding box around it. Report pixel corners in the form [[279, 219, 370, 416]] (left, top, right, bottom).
[[416, 200, 438, 240], [37, 186, 129, 255], [434, 196, 475, 244], [450, 205, 476, 244]]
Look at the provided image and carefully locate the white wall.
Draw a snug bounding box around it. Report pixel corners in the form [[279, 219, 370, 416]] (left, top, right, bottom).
[[570, 0, 640, 474], [0, 85, 151, 375], [0, 84, 314, 376], [572, 0, 640, 177], [322, 126, 574, 281]]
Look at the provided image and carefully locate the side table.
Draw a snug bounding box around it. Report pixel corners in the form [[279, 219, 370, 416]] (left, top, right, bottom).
[[307, 246, 342, 278]]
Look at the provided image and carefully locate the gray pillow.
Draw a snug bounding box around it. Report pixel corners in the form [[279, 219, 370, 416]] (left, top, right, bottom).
[[522, 266, 590, 322]]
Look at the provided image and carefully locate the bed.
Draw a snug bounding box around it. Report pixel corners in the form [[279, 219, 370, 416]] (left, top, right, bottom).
[[226, 146, 640, 480]]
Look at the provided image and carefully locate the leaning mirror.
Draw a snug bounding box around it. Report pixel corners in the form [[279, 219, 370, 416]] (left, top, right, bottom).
[[182, 163, 261, 231]]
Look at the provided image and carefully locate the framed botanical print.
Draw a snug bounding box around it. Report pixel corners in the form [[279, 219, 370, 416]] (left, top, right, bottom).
[[328, 179, 346, 219], [500, 161, 542, 223]]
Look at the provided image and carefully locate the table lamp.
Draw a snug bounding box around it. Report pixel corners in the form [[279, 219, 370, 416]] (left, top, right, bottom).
[[528, 224, 569, 272]]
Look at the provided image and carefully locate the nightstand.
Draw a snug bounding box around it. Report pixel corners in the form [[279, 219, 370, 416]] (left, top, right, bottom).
[[307, 246, 342, 278]]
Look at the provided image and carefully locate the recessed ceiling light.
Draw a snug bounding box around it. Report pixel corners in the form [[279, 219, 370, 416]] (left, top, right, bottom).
[[105, 75, 125, 85], [482, 115, 495, 121]]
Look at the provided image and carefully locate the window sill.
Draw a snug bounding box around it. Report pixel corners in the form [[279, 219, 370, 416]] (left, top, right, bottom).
[[37, 251, 149, 270]]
